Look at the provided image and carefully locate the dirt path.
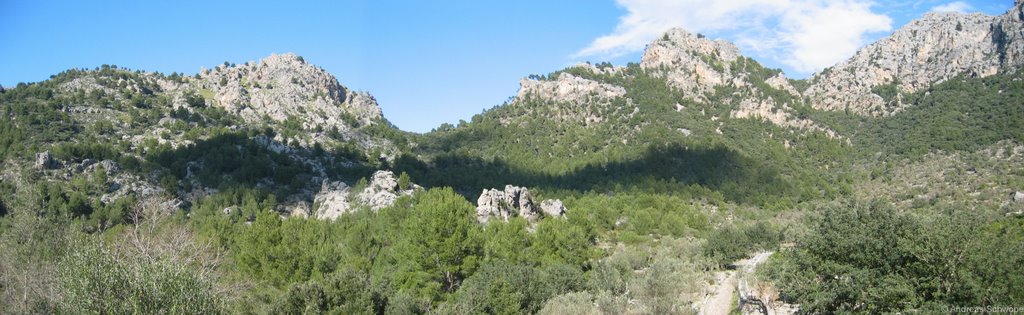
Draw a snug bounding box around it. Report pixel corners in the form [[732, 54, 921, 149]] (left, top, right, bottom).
[[701, 270, 738, 315], [699, 251, 774, 315]]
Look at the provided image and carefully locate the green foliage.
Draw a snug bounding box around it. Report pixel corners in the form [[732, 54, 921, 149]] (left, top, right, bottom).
[[234, 211, 341, 287], [449, 261, 566, 314], [765, 201, 1024, 313], [703, 222, 781, 265], [853, 70, 1024, 159], [398, 171, 412, 191], [271, 266, 384, 314], [391, 187, 481, 299], [57, 240, 224, 314]]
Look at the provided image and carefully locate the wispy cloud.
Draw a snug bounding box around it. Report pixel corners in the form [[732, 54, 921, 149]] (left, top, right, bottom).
[[929, 1, 973, 13], [574, 0, 893, 75]]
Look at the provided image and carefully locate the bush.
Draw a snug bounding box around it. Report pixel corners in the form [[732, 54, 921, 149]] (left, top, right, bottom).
[[57, 240, 223, 314]]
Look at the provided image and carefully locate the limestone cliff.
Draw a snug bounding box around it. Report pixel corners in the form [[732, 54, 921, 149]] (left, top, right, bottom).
[[806, 1, 1024, 115]]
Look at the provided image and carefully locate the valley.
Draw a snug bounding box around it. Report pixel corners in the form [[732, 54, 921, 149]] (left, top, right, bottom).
[[1, 1, 1023, 314]]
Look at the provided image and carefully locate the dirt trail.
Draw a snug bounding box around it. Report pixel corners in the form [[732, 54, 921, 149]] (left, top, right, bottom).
[[701, 270, 737, 315], [699, 251, 774, 315]]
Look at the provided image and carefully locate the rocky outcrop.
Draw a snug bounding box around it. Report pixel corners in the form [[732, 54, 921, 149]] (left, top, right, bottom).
[[516, 72, 626, 105], [35, 151, 58, 169], [476, 185, 566, 223], [356, 170, 419, 211], [806, 2, 1024, 115], [539, 199, 567, 217], [512, 71, 630, 126], [641, 28, 748, 103], [642, 29, 833, 136], [201, 53, 384, 132], [313, 170, 420, 220], [314, 181, 351, 220], [1013, 191, 1024, 203]]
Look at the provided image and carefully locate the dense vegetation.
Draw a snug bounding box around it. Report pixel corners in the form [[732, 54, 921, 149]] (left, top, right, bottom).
[[0, 58, 1021, 314]]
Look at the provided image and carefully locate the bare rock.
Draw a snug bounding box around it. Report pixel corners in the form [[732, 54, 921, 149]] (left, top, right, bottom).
[[1013, 191, 1024, 203], [477, 185, 566, 223], [356, 170, 420, 211], [806, 3, 1024, 115], [516, 72, 626, 105], [641, 28, 740, 103], [314, 181, 351, 220], [641, 29, 835, 136], [201, 53, 384, 133], [539, 199, 567, 217], [35, 151, 58, 169], [288, 201, 311, 218]]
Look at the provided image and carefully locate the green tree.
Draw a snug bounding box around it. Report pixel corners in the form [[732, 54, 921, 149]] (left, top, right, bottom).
[[392, 187, 481, 300]]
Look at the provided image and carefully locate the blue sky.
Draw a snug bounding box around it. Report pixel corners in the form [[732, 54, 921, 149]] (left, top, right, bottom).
[[0, 0, 1011, 133]]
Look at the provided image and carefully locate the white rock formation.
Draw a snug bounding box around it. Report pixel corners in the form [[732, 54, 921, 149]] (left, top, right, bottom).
[[314, 181, 351, 220], [641, 28, 746, 103], [201, 53, 384, 132], [806, 2, 1024, 115], [516, 72, 626, 105], [356, 170, 420, 211], [642, 28, 833, 136], [476, 185, 566, 223]]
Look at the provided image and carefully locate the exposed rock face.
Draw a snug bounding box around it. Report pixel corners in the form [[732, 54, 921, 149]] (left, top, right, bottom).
[[314, 171, 420, 220], [201, 53, 384, 132], [807, 2, 1024, 115], [642, 28, 833, 136], [314, 181, 351, 220], [516, 72, 626, 105], [356, 170, 419, 211], [641, 28, 742, 103], [35, 151, 58, 169], [512, 71, 630, 126], [539, 199, 566, 217], [1013, 191, 1024, 203], [476, 185, 566, 223]]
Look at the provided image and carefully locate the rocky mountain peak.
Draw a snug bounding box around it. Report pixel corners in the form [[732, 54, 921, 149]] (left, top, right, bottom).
[[516, 72, 626, 105], [642, 28, 741, 67], [637, 28, 834, 136], [200, 53, 383, 132], [806, 3, 1024, 115], [639, 28, 749, 104]]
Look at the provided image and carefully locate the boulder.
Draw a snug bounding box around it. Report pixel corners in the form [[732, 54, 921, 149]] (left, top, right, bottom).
[[540, 199, 567, 217], [356, 170, 419, 211], [1013, 191, 1024, 203], [476, 185, 567, 223], [314, 181, 351, 220], [35, 151, 58, 169]]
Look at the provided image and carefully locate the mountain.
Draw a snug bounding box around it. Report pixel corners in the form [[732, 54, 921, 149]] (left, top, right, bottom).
[[1, 3, 1023, 314], [806, 0, 1024, 115], [200, 53, 383, 132]]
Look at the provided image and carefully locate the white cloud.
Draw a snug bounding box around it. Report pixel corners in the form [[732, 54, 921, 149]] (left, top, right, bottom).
[[574, 0, 893, 75], [929, 1, 973, 13]]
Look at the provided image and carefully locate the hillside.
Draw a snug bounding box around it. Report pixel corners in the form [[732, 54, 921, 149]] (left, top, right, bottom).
[[1, 2, 1023, 314]]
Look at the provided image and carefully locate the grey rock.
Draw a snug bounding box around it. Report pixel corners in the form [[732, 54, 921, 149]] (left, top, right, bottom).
[[517, 72, 626, 105], [201, 53, 384, 134], [806, 2, 1024, 115], [641, 28, 835, 136], [476, 185, 565, 223], [1013, 191, 1024, 202], [314, 181, 351, 220], [539, 199, 567, 217], [35, 151, 58, 169], [287, 201, 311, 218], [95, 160, 121, 174], [356, 170, 420, 211], [514, 72, 628, 126]]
